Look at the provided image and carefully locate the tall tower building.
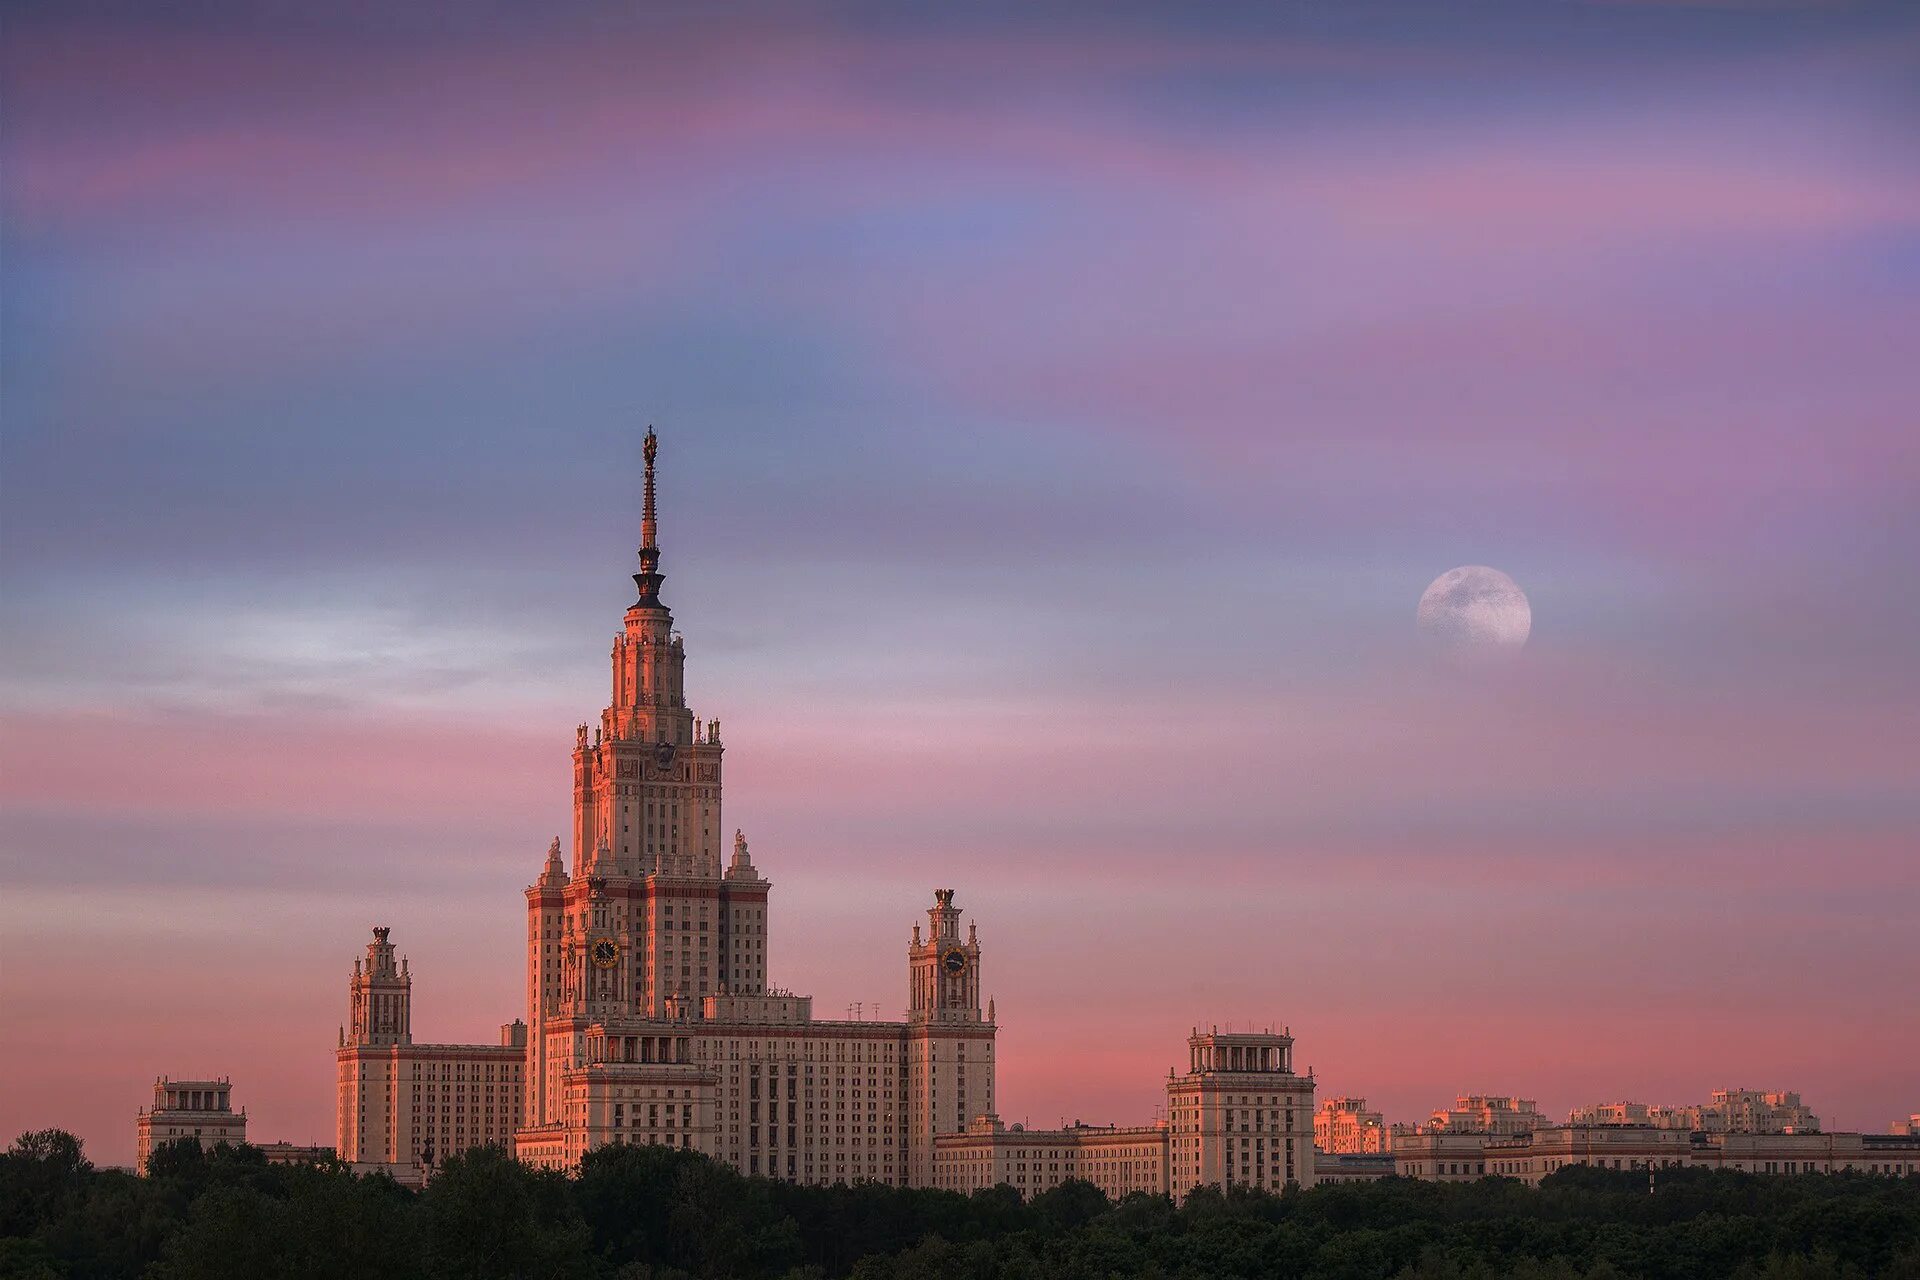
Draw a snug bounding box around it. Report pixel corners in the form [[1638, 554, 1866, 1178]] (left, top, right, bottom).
[[906, 889, 993, 1186], [326, 425, 1347, 1199], [1167, 1026, 1316, 1196], [347, 927, 411, 1047], [337, 928, 525, 1176], [346, 428, 999, 1187]]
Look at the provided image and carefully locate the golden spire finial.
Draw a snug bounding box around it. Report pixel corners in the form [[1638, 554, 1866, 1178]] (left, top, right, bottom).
[[642, 426, 658, 552], [632, 427, 667, 607]]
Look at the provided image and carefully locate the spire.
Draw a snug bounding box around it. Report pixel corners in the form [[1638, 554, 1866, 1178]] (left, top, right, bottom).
[[642, 427, 658, 553], [633, 426, 667, 608]]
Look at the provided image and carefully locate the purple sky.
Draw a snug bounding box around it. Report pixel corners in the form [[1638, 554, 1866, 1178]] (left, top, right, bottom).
[[3, 1, 1917, 1167]]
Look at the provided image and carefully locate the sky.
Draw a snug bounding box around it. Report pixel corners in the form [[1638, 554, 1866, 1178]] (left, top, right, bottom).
[[2, 0, 1917, 1168]]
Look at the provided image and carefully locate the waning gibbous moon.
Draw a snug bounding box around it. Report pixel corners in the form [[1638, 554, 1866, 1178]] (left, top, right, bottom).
[[1417, 566, 1531, 654]]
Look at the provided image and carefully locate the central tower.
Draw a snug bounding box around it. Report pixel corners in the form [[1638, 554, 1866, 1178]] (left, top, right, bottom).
[[525, 430, 772, 1132], [574, 427, 724, 883]]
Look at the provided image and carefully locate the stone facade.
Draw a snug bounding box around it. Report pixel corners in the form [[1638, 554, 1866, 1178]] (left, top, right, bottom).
[[135, 1077, 246, 1173]]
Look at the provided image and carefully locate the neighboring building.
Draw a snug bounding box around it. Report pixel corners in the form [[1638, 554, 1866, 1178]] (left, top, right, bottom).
[[932, 1116, 1169, 1200], [1483, 1125, 1694, 1185], [1393, 1128, 1492, 1181], [335, 928, 526, 1183], [1167, 1027, 1317, 1196], [259, 1142, 337, 1167], [136, 1077, 246, 1173], [1313, 1151, 1397, 1182], [934, 1027, 1325, 1202], [1692, 1131, 1920, 1176], [1315, 1097, 1389, 1154], [1567, 1090, 1821, 1135], [1425, 1095, 1546, 1135], [1566, 1101, 1676, 1128], [1400, 1126, 1920, 1185], [1894, 1115, 1920, 1137], [1691, 1090, 1820, 1134]]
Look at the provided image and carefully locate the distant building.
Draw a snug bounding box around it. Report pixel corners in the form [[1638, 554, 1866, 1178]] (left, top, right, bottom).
[[1168, 1027, 1317, 1197], [1424, 1095, 1547, 1135], [1566, 1101, 1678, 1128], [258, 1142, 337, 1167], [1315, 1097, 1389, 1154], [1693, 1090, 1820, 1134], [1313, 1151, 1397, 1182], [932, 1025, 1317, 1200], [1894, 1115, 1920, 1137], [1693, 1131, 1920, 1176], [136, 1077, 246, 1174], [1393, 1128, 1493, 1181], [1483, 1125, 1694, 1184], [335, 928, 526, 1185], [932, 1116, 1169, 1200], [1400, 1125, 1920, 1185], [1568, 1090, 1820, 1134]]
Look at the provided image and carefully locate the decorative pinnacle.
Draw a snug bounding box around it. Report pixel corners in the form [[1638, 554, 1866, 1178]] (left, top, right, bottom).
[[633, 427, 667, 608], [642, 427, 658, 552]]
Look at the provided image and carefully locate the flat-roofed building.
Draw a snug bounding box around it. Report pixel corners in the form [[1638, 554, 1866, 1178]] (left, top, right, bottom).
[[1426, 1094, 1546, 1135], [1393, 1128, 1490, 1181], [258, 1142, 336, 1167], [1167, 1027, 1316, 1197], [1568, 1090, 1821, 1135], [1399, 1126, 1919, 1184], [932, 1115, 1168, 1200], [1692, 1130, 1920, 1176], [1483, 1125, 1694, 1185], [136, 1077, 246, 1173], [1314, 1151, 1397, 1182]]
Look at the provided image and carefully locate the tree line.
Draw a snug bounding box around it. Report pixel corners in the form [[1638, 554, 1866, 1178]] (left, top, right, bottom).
[[3, 1129, 1918, 1279]]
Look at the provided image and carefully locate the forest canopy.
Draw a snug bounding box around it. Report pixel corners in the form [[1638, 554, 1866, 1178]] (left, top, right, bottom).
[[4, 1131, 1918, 1280]]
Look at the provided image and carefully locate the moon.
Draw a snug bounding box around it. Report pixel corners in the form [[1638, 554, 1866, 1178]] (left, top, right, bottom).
[[1417, 566, 1531, 654]]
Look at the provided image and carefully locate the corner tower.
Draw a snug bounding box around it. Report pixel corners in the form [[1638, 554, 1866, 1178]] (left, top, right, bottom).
[[906, 889, 995, 1186]]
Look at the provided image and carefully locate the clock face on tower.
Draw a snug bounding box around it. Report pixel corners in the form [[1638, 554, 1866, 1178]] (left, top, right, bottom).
[[941, 946, 968, 977], [590, 937, 621, 969], [653, 741, 677, 770]]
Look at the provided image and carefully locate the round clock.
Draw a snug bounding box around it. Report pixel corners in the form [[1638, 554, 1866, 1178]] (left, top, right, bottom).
[[590, 936, 621, 969], [941, 946, 968, 976]]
